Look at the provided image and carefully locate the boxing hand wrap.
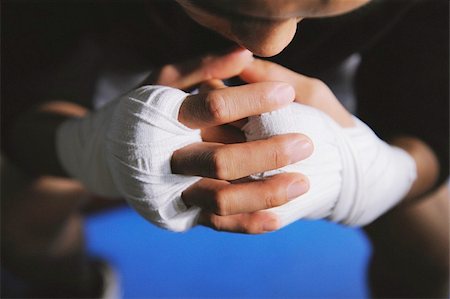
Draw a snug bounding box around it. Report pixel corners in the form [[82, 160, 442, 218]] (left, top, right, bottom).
[[243, 103, 417, 227], [58, 85, 416, 232], [57, 86, 202, 232]]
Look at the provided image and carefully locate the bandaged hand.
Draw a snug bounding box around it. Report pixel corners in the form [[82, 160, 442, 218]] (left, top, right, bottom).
[[56, 49, 314, 233], [239, 59, 417, 227]]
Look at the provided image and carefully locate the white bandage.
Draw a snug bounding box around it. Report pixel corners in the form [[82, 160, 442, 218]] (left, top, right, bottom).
[[57, 85, 416, 232], [242, 103, 417, 227], [57, 86, 202, 232]]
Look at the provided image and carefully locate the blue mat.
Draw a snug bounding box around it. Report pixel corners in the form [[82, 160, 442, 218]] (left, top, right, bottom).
[[86, 207, 371, 298]]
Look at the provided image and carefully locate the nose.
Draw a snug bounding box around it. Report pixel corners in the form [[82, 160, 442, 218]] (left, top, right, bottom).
[[231, 18, 299, 57]]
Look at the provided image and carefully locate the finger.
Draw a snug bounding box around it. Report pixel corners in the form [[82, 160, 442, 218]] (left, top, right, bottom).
[[201, 125, 246, 144], [178, 82, 295, 129], [182, 173, 308, 216], [240, 58, 311, 90], [146, 48, 254, 90], [240, 59, 354, 127], [171, 133, 313, 180], [198, 80, 247, 143], [198, 210, 280, 234], [198, 79, 227, 93], [241, 59, 329, 106], [240, 59, 328, 105], [198, 80, 248, 130]]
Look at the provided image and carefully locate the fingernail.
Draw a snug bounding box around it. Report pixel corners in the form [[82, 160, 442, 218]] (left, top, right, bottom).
[[263, 218, 279, 232], [287, 179, 309, 199], [287, 137, 314, 163], [273, 83, 295, 105]]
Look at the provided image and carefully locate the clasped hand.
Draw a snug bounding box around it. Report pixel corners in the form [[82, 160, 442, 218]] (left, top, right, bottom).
[[141, 48, 355, 233], [58, 48, 414, 234]]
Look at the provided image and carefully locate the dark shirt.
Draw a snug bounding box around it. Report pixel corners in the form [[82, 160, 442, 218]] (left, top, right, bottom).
[[2, 0, 448, 186]]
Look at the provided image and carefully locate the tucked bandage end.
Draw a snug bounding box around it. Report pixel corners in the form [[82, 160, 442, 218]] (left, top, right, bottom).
[[243, 103, 417, 228]]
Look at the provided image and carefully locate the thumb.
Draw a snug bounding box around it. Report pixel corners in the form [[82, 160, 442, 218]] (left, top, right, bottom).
[[240, 58, 310, 89], [144, 48, 254, 90], [198, 79, 227, 93]]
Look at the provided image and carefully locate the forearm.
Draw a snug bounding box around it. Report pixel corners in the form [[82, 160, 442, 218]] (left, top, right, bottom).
[[390, 136, 440, 203], [8, 101, 87, 176]]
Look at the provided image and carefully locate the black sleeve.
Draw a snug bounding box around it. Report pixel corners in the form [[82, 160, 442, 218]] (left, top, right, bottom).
[[355, 0, 449, 188], [1, 1, 103, 159]]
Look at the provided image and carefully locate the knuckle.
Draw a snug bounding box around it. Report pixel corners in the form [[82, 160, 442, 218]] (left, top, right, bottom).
[[263, 191, 284, 209], [212, 189, 230, 216], [242, 219, 262, 234], [310, 78, 327, 90], [208, 215, 224, 232], [197, 150, 215, 176], [258, 86, 273, 103], [272, 143, 291, 168], [170, 149, 183, 173], [200, 56, 214, 79], [210, 148, 231, 180], [263, 61, 278, 73], [157, 65, 178, 85], [261, 64, 284, 83], [206, 92, 229, 123], [264, 193, 276, 209], [309, 78, 333, 103]]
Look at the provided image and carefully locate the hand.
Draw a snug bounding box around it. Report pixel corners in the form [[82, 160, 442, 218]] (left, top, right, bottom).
[[241, 59, 436, 201], [152, 50, 314, 233], [240, 58, 355, 127], [143, 47, 251, 90], [173, 83, 314, 233], [107, 49, 313, 233], [234, 59, 418, 227]]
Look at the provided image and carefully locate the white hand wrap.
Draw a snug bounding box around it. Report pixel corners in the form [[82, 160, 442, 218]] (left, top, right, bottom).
[[57, 85, 416, 232], [242, 103, 417, 227], [57, 86, 202, 232]]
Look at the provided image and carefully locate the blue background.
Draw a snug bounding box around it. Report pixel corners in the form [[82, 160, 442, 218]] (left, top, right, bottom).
[[86, 207, 371, 298]]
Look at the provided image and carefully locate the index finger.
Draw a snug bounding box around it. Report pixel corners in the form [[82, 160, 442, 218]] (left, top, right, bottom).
[[240, 59, 315, 98], [198, 210, 280, 234], [240, 59, 354, 127], [143, 48, 254, 90], [178, 82, 295, 129]]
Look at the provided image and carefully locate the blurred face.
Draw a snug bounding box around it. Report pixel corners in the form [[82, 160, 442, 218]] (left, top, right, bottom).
[[177, 0, 370, 57]]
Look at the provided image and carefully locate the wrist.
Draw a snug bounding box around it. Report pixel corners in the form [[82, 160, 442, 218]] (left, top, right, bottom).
[[56, 101, 121, 198], [390, 136, 439, 201]]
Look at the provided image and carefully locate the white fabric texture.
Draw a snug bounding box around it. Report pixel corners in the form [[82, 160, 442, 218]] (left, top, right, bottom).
[[243, 103, 417, 227], [57, 85, 416, 232], [57, 86, 202, 232]]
